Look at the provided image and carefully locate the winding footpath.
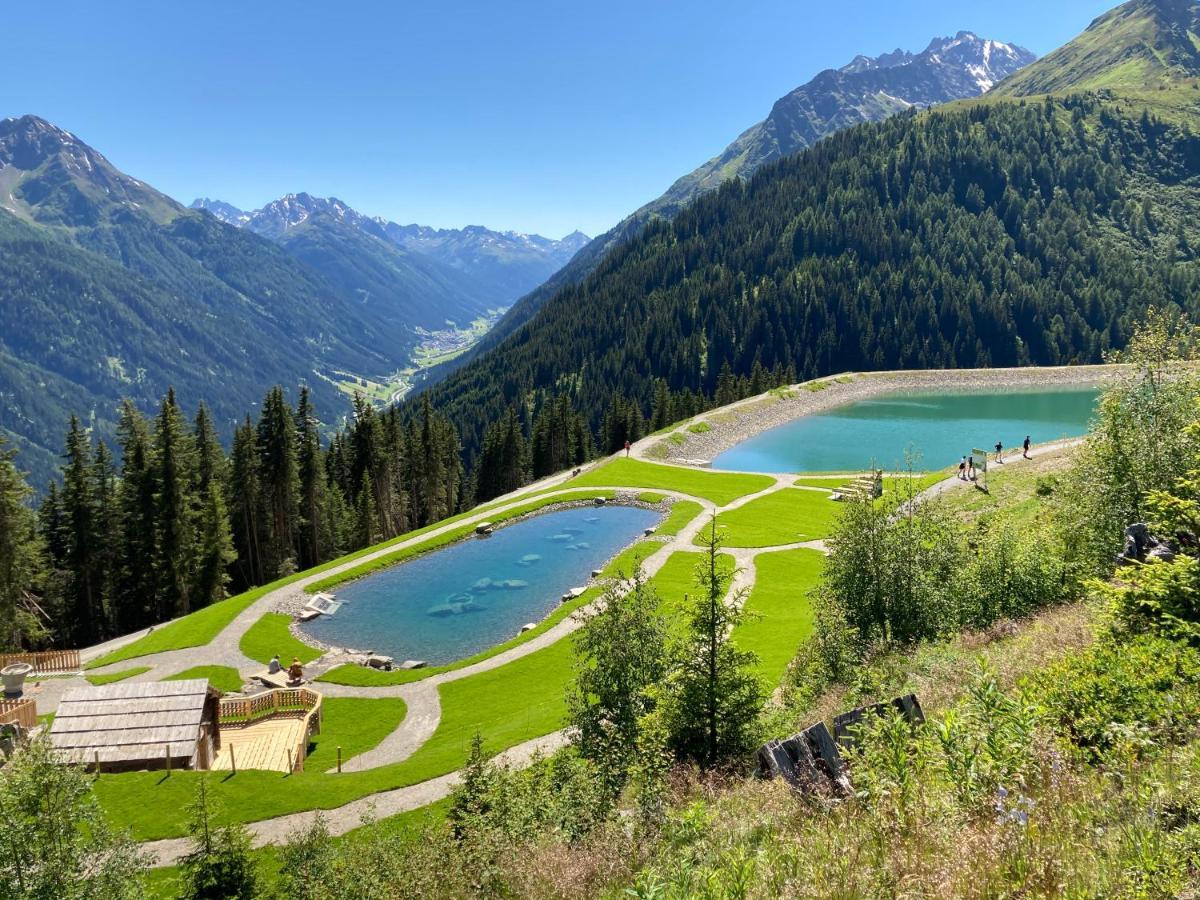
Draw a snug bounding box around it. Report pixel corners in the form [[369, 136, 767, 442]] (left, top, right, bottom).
[[57, 428, 1076, 867]]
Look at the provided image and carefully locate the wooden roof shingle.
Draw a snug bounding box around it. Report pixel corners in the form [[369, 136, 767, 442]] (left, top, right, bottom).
[[49, 678, 212, 764]]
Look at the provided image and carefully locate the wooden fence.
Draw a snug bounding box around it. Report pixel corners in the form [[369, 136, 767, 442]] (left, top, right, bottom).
[[218, 688, 323, 772], [0, 698, 38, 730], [0, 650, 81, 674]]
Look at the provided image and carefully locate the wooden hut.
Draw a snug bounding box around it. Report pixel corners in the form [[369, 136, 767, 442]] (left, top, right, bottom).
[[49, 679, 220, 772]]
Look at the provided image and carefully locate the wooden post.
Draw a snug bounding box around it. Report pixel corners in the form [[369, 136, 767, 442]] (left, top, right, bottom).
[[93, 750, 100, 774], [287, 747, 293, 773], [164, 744, 171, 774], [337, 746, 342, 774], [230, 743, 236, 775]]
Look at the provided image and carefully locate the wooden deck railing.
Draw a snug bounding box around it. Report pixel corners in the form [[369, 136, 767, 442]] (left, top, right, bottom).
[[218, 688, 323, 772], [0, 649, 81, 674], [0, 698, 38, 730]]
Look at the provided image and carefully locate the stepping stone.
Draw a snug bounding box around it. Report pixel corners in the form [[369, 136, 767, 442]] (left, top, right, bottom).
[[399, 660, 426, 670], [475, 522, 493, 535], [519, 623, 536, 633]]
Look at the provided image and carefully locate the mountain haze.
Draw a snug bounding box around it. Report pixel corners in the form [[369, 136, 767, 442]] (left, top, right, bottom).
[[192, 194, 588, 308], [436, 31, 1036, 379], [0, 116, 423, 484]]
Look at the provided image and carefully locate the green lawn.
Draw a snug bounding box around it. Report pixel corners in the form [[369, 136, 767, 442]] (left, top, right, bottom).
[[318, 538, 660, 687], [163, 665, 244, 694], [699, 489, 841, 548], [240, 613, 323, 666], [734, 550, 824, 686], [657, 500, 705, 537], [649, 551, 734, 615], [305, 697, 408, 769], [568, 458, 774, 506], [86, 666, 150, 686], [94, 638, 573, 841]]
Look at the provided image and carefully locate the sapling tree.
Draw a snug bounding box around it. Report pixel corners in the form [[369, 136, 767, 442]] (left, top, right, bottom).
[[662, 518, 763, 768], [179, 776, 258, 900]]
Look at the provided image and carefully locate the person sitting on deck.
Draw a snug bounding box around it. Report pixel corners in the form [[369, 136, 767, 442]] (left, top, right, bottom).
[[287, 657, 304, 685], [267, 654, 282, 674]]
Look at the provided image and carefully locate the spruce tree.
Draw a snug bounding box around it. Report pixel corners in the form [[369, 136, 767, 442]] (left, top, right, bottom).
[[0, 436, 49, 649], [60, 415, 105, 644], [115, 402, 158, 633], [154, 389, 198, 619], [662, 518, 763, 768], [229, 417, 264, 588], [255, 387, 300, 578]]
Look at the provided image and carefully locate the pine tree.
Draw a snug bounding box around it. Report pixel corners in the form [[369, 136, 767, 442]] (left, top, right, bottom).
[[662, 518, 763, 767], [256, 387, 300, 578], [0, 436, 49, 649], [229, 417, 264, 588], [295, 387, 326, 569], [354, 469, 380, 549], [154, 389, 198, 619], [59, 415, 104, 644], [115, 402, 158, 633]]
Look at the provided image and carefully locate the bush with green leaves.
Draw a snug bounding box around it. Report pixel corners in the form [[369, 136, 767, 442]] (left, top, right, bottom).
[[1058, 310, 1200, 576], [953, 520, 1070, 628], [1024, 635, 1200, 762], [568, 567, 670, 793], [0, 739, 147, 899]]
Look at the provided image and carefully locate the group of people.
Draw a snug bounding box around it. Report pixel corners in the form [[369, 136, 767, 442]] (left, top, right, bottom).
[[267, 654, 305, 685], [958, 435, 1032, 481]]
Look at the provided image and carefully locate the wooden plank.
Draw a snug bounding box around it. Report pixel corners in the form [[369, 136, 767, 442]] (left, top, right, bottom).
[[51, 710, 201, 733], [56, 696, 205, 717], [60, 680, 208, 704], [50, 724, 199, 749]]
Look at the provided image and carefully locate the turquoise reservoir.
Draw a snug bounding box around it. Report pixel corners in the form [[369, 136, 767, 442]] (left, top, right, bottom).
[[711, 387, 1099, 474], [298, 505, 660, 664]]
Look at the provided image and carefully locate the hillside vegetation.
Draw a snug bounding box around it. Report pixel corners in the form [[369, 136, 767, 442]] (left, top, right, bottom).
[[416, 93, 1200, 459]]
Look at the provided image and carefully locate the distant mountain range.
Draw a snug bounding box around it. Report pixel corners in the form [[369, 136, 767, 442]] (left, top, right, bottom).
[[429, 31, 1037, 381], [0, 115, 563, 485], [191, 194, 588, 308]]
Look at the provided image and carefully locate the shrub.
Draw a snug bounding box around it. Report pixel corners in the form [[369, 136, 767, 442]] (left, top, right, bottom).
[[1024, 635, 1200, 761]]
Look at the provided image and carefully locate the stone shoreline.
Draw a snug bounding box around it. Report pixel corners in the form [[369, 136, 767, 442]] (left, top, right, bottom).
[[654, 365, 1118, 467]]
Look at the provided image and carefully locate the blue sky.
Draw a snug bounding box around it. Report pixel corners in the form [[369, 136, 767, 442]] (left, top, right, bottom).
[[5, 1, 1114, 237]]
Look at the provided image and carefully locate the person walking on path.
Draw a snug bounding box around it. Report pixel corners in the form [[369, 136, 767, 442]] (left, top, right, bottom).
[[967, 455, 976, 481], [959, 456, 967, 480], [1023, 435, 1032, 459], [995, 441, 1004, 464], [624, 439, 631, 458]]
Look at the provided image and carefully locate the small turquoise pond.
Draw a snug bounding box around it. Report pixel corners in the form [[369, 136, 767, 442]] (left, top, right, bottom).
[[298, 505, 660, 665], [711, 387, 1099, 473]]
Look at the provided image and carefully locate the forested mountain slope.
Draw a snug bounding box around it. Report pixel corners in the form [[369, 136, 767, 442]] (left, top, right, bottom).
[[0, 116, 419, 485], [415, 95, 1200, 459], [428, 32, 1035, 384]]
